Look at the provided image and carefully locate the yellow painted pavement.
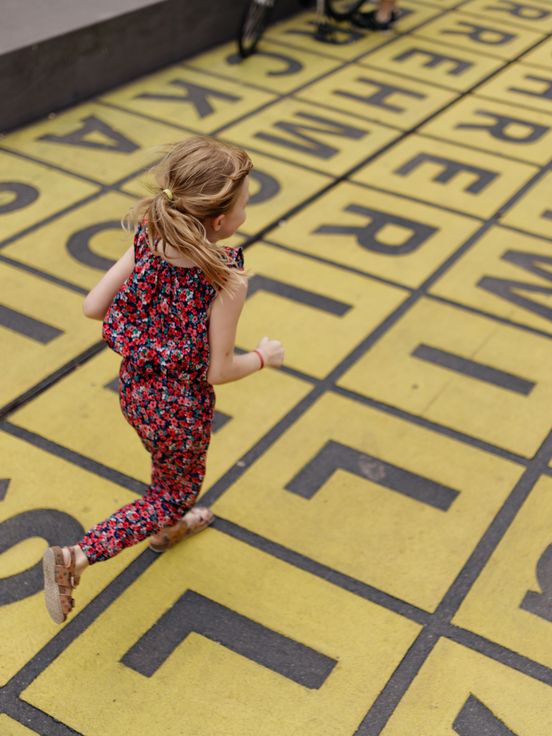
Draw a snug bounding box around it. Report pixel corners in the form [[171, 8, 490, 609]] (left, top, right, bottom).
[[1, 2, 551, 734]]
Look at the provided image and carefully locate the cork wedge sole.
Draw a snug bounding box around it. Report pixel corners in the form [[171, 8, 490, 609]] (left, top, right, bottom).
[[43, 547, 65, 624], [42, 546, 79, 624]]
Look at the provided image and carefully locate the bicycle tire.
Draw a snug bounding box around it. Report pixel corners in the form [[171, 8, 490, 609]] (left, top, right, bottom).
[[324, 0, 367, 21], [238, 0, 275, 58]]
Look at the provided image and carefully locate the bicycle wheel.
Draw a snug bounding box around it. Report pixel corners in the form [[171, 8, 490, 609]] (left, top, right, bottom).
[[324, 0, 367, 21], [238, 0, 276, 58]]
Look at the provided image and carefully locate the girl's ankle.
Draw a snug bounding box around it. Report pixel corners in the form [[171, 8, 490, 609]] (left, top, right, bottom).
[[62, 545, 89, 575]]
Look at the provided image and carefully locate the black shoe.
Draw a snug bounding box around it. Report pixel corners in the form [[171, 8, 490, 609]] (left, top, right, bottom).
[[352, 8, 399, 30], [314, 21, 341, 43]]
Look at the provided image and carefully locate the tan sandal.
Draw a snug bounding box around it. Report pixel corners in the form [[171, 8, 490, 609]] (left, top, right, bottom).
[[149, 507, 214, 553], [42, 546, 80, 624]]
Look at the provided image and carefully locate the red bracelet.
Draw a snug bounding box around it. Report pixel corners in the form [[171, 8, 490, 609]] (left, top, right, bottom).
[[254, 349, 265, 369]]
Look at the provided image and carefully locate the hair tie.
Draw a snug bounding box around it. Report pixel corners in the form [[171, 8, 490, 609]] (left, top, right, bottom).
[[162, 188, 174, 201]]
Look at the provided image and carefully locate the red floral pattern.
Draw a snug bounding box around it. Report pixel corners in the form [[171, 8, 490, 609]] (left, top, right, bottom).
[[79, 224, 243, 564]]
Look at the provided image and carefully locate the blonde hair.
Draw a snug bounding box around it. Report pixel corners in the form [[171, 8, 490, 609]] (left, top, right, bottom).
[[128, 136, 253, 293]]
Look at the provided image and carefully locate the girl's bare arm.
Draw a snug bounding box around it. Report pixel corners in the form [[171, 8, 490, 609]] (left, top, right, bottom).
[[207, 280, 283, 385], [83, 246, 135, 320]]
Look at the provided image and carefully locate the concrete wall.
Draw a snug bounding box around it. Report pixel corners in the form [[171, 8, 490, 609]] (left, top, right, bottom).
[[1, 0, 299, 133]]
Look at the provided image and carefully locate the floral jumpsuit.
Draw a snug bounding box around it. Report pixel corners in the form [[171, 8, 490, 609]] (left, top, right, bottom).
[[79, 223, 243, 564]]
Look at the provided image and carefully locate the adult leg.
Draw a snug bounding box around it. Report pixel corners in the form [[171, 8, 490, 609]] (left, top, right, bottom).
[[375, 0, 397, 23], [354, 0, 399, 29]]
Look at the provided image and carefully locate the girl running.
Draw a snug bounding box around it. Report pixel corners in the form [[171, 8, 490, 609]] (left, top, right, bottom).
[[43, 136, 284, 624]]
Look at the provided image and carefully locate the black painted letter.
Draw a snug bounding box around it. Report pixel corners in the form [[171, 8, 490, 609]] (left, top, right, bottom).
[[67, 221, 122, 270], [0, 183, 39, 214], [286, 440, 459, 511], [478, 251, 552, 322], [314, 204, 437, 255], [122, 589, 337, 687], [520, 544, 552, 622], [454, 694, 518, 735], [457, 111, 548, 144], [488, 0, 550, 21], [0, 305, 63, 344], [255, 112, 367, 159], [443, 22, 515, 46], [395, 153, 498, 193], [137, 80, 240, 119], [39, 116, 139, 153], [0, 504, 84, 605], [393, 48, 471, 76], [335, 78, 425, 113]]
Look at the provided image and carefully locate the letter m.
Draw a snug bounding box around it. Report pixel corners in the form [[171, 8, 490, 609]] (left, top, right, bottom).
[[478, 250, 552, 322], [254, 111, 367, 159]]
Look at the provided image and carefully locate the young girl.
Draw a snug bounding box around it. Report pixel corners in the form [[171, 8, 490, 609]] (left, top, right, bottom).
[[42, 136, 284, 624]]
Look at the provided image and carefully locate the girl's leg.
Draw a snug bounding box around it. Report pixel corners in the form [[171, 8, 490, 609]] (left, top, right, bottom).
[[43, 446, 207, 623], [78, 446, 207, 565]]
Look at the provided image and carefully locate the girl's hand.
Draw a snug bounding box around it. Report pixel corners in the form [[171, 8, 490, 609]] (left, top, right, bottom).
[[257, 336, 284, 368]]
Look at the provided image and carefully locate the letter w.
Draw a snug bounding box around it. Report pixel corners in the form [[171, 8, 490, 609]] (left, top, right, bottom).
[[478, 250, 552, 322]]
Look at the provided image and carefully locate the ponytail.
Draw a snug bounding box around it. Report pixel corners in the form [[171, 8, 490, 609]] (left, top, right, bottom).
[[126, 137, 252, 294]]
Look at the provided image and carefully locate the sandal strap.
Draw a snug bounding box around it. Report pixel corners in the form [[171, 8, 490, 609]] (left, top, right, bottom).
[[69, 546, 80, 586], [60, 595, 75, 614], [180, 518, 192, 535], [149, 509, 213, 552], [52, 547, 80, 587], [54, 565, 72, 586], [155, 518, 191, 550], [164, 521, 186, 549]]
